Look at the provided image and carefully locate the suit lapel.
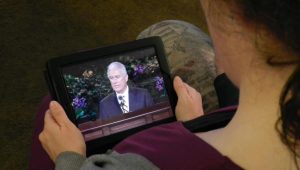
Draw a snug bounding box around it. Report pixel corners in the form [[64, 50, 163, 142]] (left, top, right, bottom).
[[128, 87, 135, 112], [113, 92, 123, 114]]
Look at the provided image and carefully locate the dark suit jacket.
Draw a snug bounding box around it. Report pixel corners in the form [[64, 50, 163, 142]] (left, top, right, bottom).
[[99, 87, 154, 120]]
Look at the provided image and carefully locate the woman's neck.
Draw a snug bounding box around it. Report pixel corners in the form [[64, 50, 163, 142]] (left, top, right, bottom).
[[198, 65, 297, 169], [227, 65, 290, 131]]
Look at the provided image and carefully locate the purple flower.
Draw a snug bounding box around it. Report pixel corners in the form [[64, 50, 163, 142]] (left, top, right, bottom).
[[154, 76, 164, 91], [134, 64, 145, 75], [72, 96, 87, 109]]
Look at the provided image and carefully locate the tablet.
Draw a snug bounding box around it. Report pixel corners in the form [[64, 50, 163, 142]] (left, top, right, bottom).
[[44, 36, 177, 153]]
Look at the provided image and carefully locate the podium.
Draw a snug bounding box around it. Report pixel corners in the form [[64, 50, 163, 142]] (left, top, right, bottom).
[[79, 101, 173, 141]]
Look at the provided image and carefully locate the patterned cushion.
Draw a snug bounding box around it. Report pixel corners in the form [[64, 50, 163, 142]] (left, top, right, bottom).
[[137, 20, 218, 112]]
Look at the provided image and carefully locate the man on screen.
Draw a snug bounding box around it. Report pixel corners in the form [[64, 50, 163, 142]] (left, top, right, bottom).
[[98, 61, 154, 120]]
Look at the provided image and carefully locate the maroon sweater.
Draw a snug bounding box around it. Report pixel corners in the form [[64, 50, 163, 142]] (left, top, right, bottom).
[[114, 121, 243, 170], [30, 96, 242, 170]]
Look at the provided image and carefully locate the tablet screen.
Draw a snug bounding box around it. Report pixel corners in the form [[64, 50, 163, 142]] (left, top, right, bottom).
[[61, 46, 174, 141]]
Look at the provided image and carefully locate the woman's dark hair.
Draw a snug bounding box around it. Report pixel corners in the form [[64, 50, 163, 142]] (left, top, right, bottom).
[[231, 0, 300, 168]]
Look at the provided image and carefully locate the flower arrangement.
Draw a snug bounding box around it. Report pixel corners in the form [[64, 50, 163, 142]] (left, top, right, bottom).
[[124, 55, 167, 100], [63, 73, 111, 122]]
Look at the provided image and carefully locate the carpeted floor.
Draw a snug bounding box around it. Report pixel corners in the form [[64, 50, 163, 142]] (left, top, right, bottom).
[[0, 0, 207, 169]]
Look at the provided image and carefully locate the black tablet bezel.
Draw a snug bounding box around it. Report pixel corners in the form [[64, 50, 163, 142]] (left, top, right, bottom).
[[45, 36, 177, 153]]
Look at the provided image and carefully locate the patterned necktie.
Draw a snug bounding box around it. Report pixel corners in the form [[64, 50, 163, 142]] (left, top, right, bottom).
[[118, 95, 128, 113]]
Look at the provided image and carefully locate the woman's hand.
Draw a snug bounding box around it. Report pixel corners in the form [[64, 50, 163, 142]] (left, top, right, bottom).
[[173, 76, 204, 121], [39, 101, 86, 162]]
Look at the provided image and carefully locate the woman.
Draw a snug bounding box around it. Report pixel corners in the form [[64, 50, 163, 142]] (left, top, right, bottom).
[[38, 0, 300, 169]]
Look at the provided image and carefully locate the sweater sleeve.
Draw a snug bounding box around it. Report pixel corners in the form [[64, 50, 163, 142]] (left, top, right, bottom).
[[55, 150, 159, 170]]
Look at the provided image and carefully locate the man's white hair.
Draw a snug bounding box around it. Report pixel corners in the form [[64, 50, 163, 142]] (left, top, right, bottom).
[[107, 61, 128, 76]]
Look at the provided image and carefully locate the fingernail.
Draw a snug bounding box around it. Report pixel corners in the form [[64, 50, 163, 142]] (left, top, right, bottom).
[[49, 101, 56, 109], [175, 76, 182, 84]]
